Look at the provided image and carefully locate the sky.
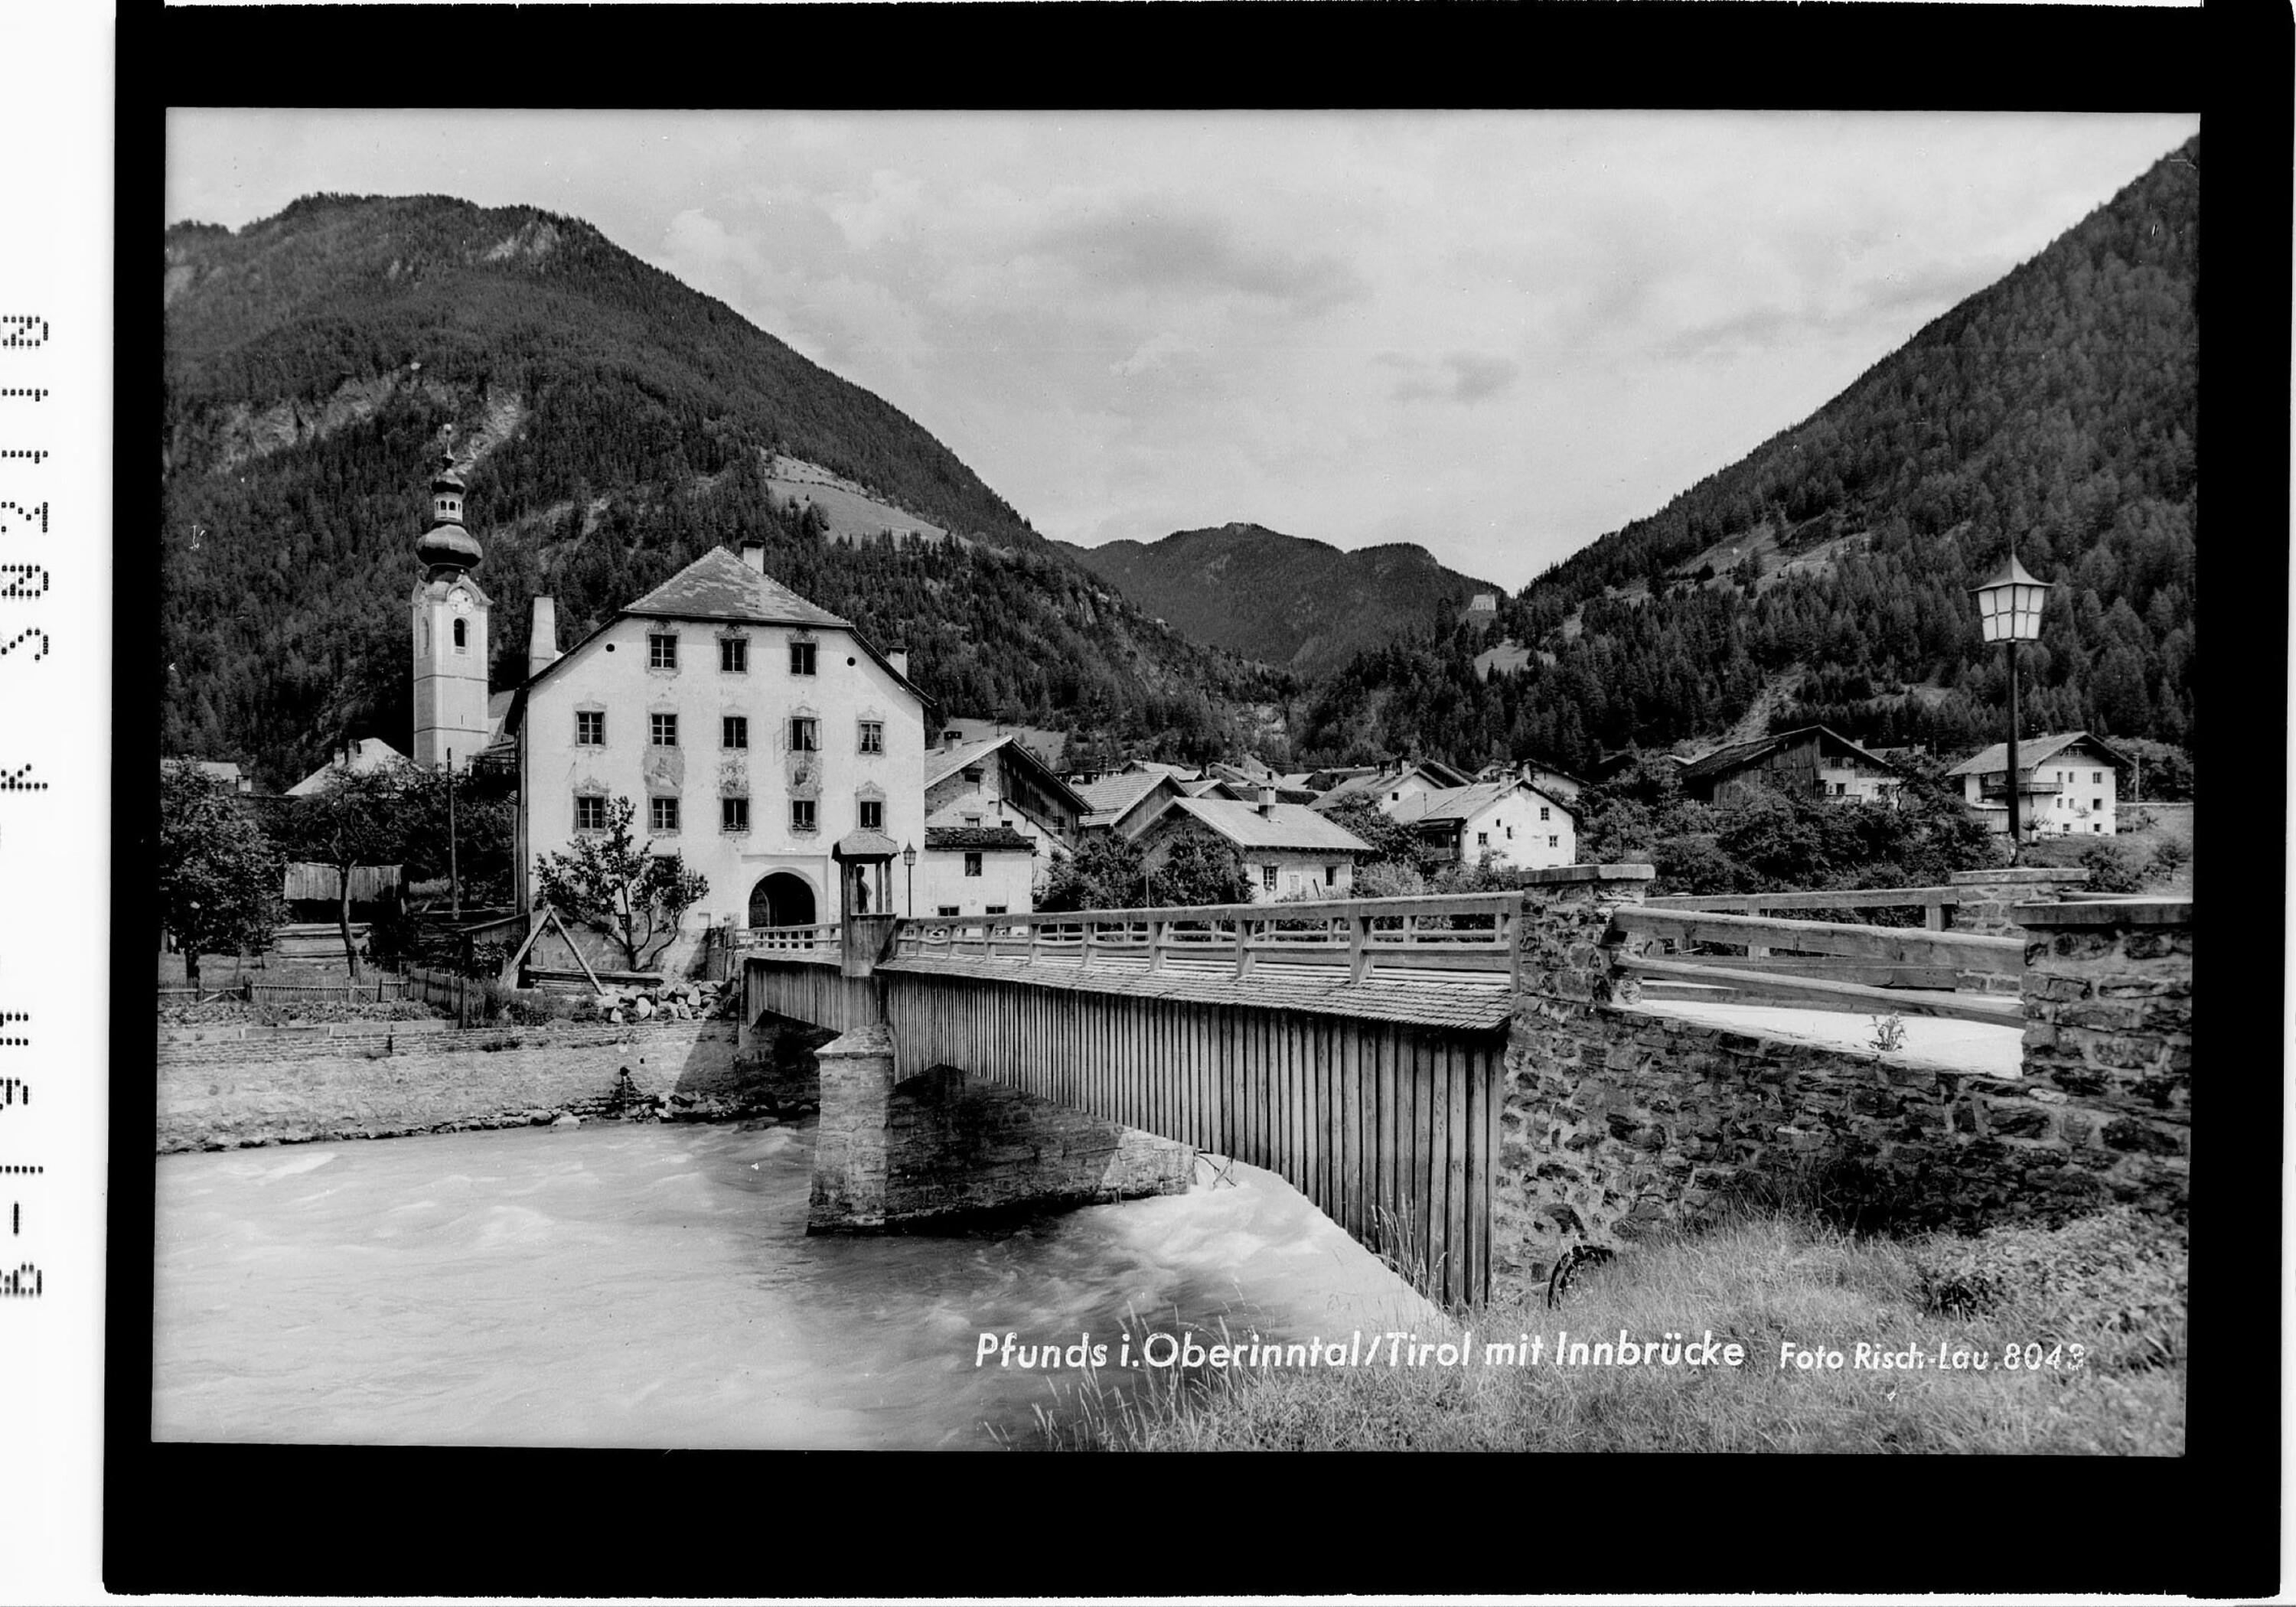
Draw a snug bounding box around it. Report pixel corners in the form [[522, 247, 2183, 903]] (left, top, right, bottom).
[[168, 110, 2199, 593]]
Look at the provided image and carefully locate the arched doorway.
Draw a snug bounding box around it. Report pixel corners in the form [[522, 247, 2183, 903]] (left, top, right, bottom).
[[748, 872, 817, 930]]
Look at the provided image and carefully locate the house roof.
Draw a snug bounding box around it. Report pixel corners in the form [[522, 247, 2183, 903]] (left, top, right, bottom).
[[1156, 797, 1375, 854], [624, 546, 852, 629], [1681, 724, 1904, 785], [1124, 758, 1199, 781], [925, 825, 1036, 853], [514, 546, 929, 715], [1075, 771, 1174, 817], [1313, 761, 1465, 811], [932, 716, 1069, 771], [285, 737, 408, 797], [1947, 732, 2132, 777], [924, 734, 1090, 814], [1391, 779, 1576, 827]]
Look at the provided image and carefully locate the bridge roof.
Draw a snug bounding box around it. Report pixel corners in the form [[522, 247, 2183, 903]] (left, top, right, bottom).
[[876, 953, 1514, 1030]]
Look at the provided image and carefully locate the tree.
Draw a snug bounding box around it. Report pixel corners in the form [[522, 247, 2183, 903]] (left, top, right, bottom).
[[1153, 833, 1255, 907], [1038, 833, 1148, 913], [288, 758, 414, 979], [532, 796, 708, 970], [158, 762, 287, 990]]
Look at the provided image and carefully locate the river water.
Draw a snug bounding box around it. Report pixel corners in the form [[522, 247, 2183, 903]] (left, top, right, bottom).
[[153, 1119, 1434, 1449]]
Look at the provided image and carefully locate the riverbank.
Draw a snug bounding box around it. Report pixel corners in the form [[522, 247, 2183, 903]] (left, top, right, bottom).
[[1027, 1205, 2187, 1454], [155, 1019, 819, 1152]]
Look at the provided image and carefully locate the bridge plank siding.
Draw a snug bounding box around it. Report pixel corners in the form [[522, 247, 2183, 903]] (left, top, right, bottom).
[[1446, 1045, 1469, 1309]]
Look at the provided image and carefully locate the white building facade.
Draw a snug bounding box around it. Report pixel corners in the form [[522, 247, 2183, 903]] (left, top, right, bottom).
[[1949, 732, 2129, 837], [511, 542, 929, 967]]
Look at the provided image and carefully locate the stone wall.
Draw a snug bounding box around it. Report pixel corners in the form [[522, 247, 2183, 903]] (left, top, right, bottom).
[[1495, 867, 2192, 1296], [156, 1019, 791, 1152], [1945, 866, 2089, 940], [807, 1025, 1192, 1232]]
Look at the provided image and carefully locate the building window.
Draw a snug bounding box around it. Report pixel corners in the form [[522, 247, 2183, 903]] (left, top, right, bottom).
[[648, 632, 677, 670], [1549, 835, 1559, 848], [2092, 823, 2103, 834], [1477, 831, 1489, 846], [722, 797, 749, 833], [963, 767, 983, 785], [720, 637, 748, 673], [452, 618, 467, 654], [937, 905, 960, 918], [985, 905, 1008, 916], [1539, 806, 1550, 822], [2092, 797, 2102, 811], [650, 796, 680, 833], [575, 795, 608, 833], [1324, 865, 1337, 886], [790, 800, 817, 833], [858, 720, 884, 755], [723, 715, 748, 750], [576, 710, 605, 746], [859, 799, 884, 831], [651, 713, 677, 747], [1835, 782, 1847, 797], [789, 641, 817, 676], [963, 814, 982, 827], [1263, 864, 1277, 891], [1506, 826, 1514, 839], [788, 717, 818, 752], [964, 852, 983, 878]]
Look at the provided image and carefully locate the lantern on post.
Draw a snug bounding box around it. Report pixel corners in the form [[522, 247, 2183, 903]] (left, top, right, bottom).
[[902, 841, 917, 917], [1971, 546, 2053, 854]]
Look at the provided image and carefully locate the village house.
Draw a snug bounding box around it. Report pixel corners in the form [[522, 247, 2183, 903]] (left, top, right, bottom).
[[1947, 732, 2131, 837], [1075, 770, 1191, 841], [1310, 758, 1476, 816], [1678, 724, 1910, 807], [914, 730, 1088, 912], [1135, 790, 1375, 903], [501, 526, 931, 967], [1390, 778, 1579, 869]]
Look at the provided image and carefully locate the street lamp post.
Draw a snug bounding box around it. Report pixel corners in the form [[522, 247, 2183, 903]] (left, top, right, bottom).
[[902, 841, 916, 917], [1971, 547, 2052, 859]]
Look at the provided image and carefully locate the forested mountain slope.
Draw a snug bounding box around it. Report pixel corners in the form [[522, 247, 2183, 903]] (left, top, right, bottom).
[[1059, 522, 1501, 679], [1296, 135, 2198, 774], [161, 194, 1281, 789]]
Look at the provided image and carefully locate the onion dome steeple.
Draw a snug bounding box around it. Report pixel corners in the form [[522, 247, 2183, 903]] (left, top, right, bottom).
[[416, 433, 483, 577]]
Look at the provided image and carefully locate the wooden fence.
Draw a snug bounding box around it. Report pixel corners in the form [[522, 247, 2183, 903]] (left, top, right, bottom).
[[157, 976, 414, 1008]]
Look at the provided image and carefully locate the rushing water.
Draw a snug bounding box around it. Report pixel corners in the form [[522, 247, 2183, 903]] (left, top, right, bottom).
[[153, 1118, 1436, 1449]]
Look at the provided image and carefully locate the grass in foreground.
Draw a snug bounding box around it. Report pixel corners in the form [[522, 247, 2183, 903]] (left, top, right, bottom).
[[1020, 1205, 2185, 1454]]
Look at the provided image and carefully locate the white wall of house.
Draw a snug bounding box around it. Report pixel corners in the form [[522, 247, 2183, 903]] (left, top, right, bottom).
[[925, 784, 1071, 893], [1815, 757, 1900, 803], [1959, 745, 2121, 836], [1454, 787, 1577, 869], [914, 846, 1035, 918], [518, 612, 926, 967]]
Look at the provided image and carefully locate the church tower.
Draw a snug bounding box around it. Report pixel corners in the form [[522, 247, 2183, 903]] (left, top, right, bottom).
[[410, 438, 492, 770]]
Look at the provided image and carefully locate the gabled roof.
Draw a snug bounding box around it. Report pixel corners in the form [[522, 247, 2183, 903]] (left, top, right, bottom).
[[1124, 758, 1199, 781], [1391, 778, 1577, 827], [1681, 724, 1905, 784], [925, 825, 1035, 853], [932, 716, 1069, 771], [924, 734, 1090, 814], [1311, 760, 1466, 812], [285, 737, 408, 797], [1153, 797, 1375, 854], [1948, 732, 2132, 777], [1076, 771, 1176, 817], [624, 546, 851, 630]]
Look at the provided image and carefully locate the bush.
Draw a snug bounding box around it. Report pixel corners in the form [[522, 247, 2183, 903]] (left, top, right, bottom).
[[2078, 840, 2147, 893]]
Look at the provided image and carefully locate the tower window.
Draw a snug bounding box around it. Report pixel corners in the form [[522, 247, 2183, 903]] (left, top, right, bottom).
[[859, 799, 884, 831], [651, 713, 678, 747], [788, 717, 819, 752], [721, 797, 750, 833], [452, 618, 467, 654], [720, 637, 748, 673], [576, 711, 605, 746], [723, 715, 748, 750], [648, 633, 678, 670], [858, 720, 885, 755], [574, 795, 608, 833], [790, 800, 818, 833], [790, 641, 817, 676], [650, 796, 680, 833]]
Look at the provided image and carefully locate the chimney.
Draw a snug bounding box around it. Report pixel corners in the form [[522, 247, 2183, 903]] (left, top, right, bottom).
[[527, 595, 559, 679], [887, 644, 908, 679], [739, 535, 767, 574], [1257, 786, 1277, 817], [944, 729, 964, 751]]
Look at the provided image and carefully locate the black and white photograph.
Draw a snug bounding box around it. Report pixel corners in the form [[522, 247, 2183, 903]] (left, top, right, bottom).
[[81, 6, 2283, 1600]]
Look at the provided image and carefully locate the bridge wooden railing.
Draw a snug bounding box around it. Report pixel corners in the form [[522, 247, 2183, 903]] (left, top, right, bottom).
[[888, 892, 1521, 984], [1610, 905, 2025, 1025], [1645, 884, 1968, 929]]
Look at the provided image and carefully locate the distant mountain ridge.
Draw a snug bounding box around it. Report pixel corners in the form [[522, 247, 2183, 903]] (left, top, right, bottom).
[[1059, 522, 1502, 678], [161, 193, 1281, 789]]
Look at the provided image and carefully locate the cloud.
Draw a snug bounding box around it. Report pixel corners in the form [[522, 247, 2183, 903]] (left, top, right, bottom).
[[1384, 351, 1523, 406], [1033, 205, 1365, 316], [1109, 331, 1194, 380]]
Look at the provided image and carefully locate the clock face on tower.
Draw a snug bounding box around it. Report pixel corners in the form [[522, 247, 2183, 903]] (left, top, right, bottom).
[[448, 589, 473, 617]]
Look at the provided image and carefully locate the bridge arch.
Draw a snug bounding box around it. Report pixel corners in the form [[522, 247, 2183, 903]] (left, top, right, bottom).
[[748, 870, 817, 929]]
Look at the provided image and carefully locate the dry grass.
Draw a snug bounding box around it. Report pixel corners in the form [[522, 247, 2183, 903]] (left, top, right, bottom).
[[1022, 1205, 2185, 1455]]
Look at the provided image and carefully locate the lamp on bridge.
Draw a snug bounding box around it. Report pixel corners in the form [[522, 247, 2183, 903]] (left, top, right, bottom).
[[902, 841, 916, 917], [1971, 545, 2052, 859]]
